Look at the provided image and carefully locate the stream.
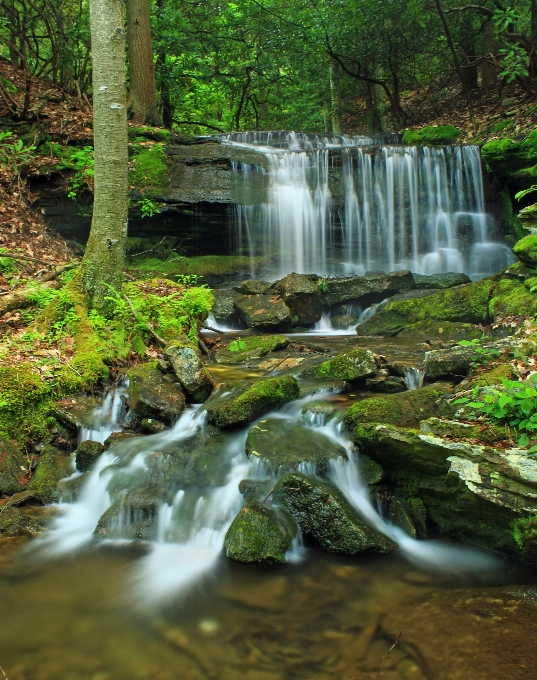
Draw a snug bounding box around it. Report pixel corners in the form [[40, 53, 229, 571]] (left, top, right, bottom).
[[1, 334, 536, 680]]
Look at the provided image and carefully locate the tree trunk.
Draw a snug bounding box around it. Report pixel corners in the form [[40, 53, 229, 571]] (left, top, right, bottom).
[[481, 19, 497, 89], [460, 12, 478, 89], [82, 0, 129, 312], [126, 0, 163, 126], [329, 59, 343, 134]]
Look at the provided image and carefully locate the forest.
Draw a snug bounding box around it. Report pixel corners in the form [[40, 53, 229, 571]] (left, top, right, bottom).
[[0, 2, 537, 679]]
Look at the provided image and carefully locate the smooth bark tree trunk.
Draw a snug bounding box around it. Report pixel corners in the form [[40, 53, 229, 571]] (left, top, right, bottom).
[[481, 20, 497, 89], [82, 0, 129, 312], [126, 0, 163, 126], [329, 60, 343, 134]]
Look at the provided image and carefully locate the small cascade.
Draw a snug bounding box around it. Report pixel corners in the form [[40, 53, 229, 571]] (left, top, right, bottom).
[[79, 384, 127, 443], [403, 367, 425, 390], [225, 131, 514, 280]]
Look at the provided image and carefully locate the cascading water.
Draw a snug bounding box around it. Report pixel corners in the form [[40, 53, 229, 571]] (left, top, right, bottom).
[[225, 131, 515, 281]]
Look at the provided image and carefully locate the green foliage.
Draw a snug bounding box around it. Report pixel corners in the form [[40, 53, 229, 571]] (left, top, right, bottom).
[[401, 126, 462, 146], [453, 379, 537, 451], [317, 277, 328, 293], [0, 248, 17, 274], [44, 144, 95, 198], [228, 338, 247, 352], [515, 186, 537, 202], [130, 145, 169, 190], [138, 197, 161, 218], [0, 132, 36, 174], [458, 338, 500, 368]]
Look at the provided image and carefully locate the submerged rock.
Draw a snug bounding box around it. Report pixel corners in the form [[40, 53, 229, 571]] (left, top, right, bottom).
[[245, 417, 346, 475], [214, 334, 289, 364], [75, 440, 105, 473], [224, 501, 297, 564], [412, 273, 471, 289], [28, 445, 70, 504], [206, 376, 300, 429], [0, 437, 29, 496], [274, 472, 395, 554], [322, 270, 415, 307], [165, 342, 215, 402], [313, 348, 377, 382], [273, 273, 323, 326], [128, 361, 186, 422], [234, 293, 292, 331]]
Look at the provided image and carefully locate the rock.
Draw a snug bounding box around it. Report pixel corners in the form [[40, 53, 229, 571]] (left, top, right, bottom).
[[165, 342, 215, 402], [274, 472, 395, 554], [28, 445, 70, 504], [234, 293, 292, 331], [388, 498, 417, 538], [128, 361, 186, 421], [344, 384, 454, 436], [75, 440, 105, 473], [235, 279, 272, 295], [402, 126, 462, 145], [206, 376, 300, 429], [51, 395, 100, 432], [214, 335, 289, 364], [322, 270, 415, 307], [518, 204, 537, 234], [141, 418, 167, 434], [211, 288, 243, 325], [313, 348, 377, 382], [358, 454, 384, 485], [354, 423, 537, 559], [419, 417, 506, 445], [331, 315, 358, 330], [412, 273, 471, 289], [57, 473, 87, 502], [513, 234, 537, 267], [272, 273, 323, 326], [257, 356, 305, 372], [365, 376, 407, 393], [238, 478, 272, 502], [245, 417, 346, 475], [224, 501, 297, 564], [0, 437, 29, 496], [103, 431, 139, 449], [396, 320, 483, 342], [423, 345, 475, 380], [94, 490, 159, 540], [0, 506, 44, 537]]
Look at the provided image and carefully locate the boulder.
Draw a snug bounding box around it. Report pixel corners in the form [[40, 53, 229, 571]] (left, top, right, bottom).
[[245, 417, 346, 475], [358, 454, 385, 486], [211, 288, 242, 325], [353, 422, 537, 559], [513, 235, 537, 267], [0, 437, 29, 496], [518, 204, 537, 234], [331, 315, 358, 330], [272, 273, 323, 326], [234, 293, 292, 331], [387, 498, 419, 538], [274, 472, 395, 554], [141, 418, 167, 434], [365, 376, 407, 393], [165, 342, 215, 402], [412, 273, 471, 289], [28, 445, 70, 504], [235, 279, 272, 295], [224, 501, 297, 564], [396, 320, 483, 342], [322, 270, 415, 307], [75, 440, 105, 473], [0, 506, 44, 537], [313, 348, 377, 382], [206, 376, 300, 429], [214, 334, 289, 364], [94, 489, 159, 540], [423, 346, 476, 380], [419, 417, 506, 445], [127, 362, 186, 422]]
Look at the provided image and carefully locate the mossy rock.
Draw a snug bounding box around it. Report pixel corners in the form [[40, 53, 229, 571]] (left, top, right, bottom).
[[28, 445, 70, 504], [488, 276, 537, 318], [128, 126, 171, 143], [355, 277, 497, 336], [214, 335, 289, 365], [206, 376, 300, 429], [234, 293, 292, 331], [481, 132, 537, 190], [402, 126, 462, 146], [457, 363, 515, 391], [245, 417, 346, 475], [273, 273, 323, 326], [0, 506, 45, 537], [513, 235, 537, 267], [74, 440, 105, 473], [423, 345, 476, 380], [0, 437, 29, 496], [412, 273, 471, 289], [344, 384, 453, 436], [130, 144, 170, 191], [224, 501, 297, 564], [127, 361, 186, 422], [313, 348, 377, 382], [396, 320, 483, 342], [358, 454, 385, 485], [94, 490, 159, 540], [133, 255, 263, 280], [236, 279, 272, 295], [165, 343, 215, 403], [419, 417, 507, 445], [274, 472, 395, 554], [365, 376, 407, 393]]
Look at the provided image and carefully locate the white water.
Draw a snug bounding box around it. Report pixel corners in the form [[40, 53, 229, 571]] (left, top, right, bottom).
[[403, 366, 425, 390], [225, 132, 514, 280]]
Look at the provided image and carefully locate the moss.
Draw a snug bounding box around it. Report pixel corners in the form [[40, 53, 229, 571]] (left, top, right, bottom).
[[481, 132, 537, 190], [224, 501, 296, 564], [0, 506, 44, 536], [488, 276, 537, 318], [344, 384, 453, 437], [128, 127, 171, 143], [356, 277, 497, 336], [131, 254, 264, 279], [130, 144, 169, 191], [402, 126, 462, 145], [28, 445, 67, 504], [313, 348, 377, 382], [513, 234, 537, 266], [396, 320, 483, 341], [460, 363, 515, 391], [215, 335, 289, 364], [206, 376, 300, 429], [511, 517, 537, 562]]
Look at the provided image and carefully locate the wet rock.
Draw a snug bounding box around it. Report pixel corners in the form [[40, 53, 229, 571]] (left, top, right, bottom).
[[358, 454, 384, 486], [272, 273, 323, 326], [354, 423, 537, 558], [224, 501, 297, 564], [214, 334, 289, 364], [103, 431, 139, 449], [423, 345, 476, 380], [388, 498, 417, 538], [206, 376, 300, 429], [513, 234, 537, 266], [519, 204, 537, 234], [165, 341, 215, 402], [75, 440, 105, 473], [238, 478, 272, 502], [141, 418, 167, 434], [331, 314, 358, 330], [0, 506, 45, 536], [94, 490, 159, 540], [420, 417, 506, 445], [313, 348, 377, 383], [0, 437, 29, 496], [128, 361, 186, 421], [257, 356, 305, 372], [365, 376, 407, 393], [235, 293, 292, 331], [322, 270, 415, 307], [274, 472, 395, 554], [235, 279, 272, 295], [51, 395, 99, 432], [412, 273, 471, 289], [211, 288, 243, 325], [28, 445, 70, 504], [245, 417, 346, 475], [57, 473, 87, 502], [396, 320, 483, 342]]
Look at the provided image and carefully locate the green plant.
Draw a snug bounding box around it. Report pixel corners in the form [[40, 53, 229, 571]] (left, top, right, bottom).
[[318, 277, 328, 293], [454, 378, 537, 451], [138, 197, 161, 218], [54, 146, 94, 199], [228, 338, 247, 352], [174, 273, 203, 286], [0, 248, 16, 274], [0, 132, 36, 174], [458, 337, 500, 368], [515, 186, 537, 202]]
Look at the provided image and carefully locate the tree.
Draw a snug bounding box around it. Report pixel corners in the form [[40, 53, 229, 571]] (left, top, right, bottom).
[[126, 0, 162, 125], [81, 0, 128, 311]]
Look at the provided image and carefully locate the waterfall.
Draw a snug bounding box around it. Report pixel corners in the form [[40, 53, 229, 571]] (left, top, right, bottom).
[[225, 131, 514, 280]]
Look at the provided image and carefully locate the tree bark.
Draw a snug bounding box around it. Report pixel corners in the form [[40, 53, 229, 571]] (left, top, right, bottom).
[[329, 59, 343, 134], [82, 0, 129, 312], [126, 0, 163, 126], [481, 19, 497, 89]]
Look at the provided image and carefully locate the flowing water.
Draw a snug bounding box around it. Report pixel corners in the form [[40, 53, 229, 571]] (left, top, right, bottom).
[[224, 132, 515, 280]]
